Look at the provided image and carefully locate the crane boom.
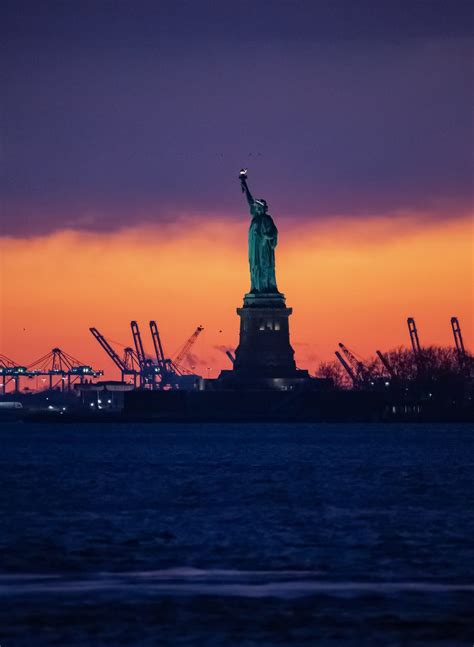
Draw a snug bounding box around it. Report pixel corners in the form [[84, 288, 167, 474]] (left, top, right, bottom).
[[451, 316, 466, 357], [335, 350, 357, 385], [149, 321, 166, 366], [376, 349, 395, 378], [130, 321, 146, 368], [0, 354, 17, 368], [174, 325, 204, 369], [338, 342, 371, 382], [90, 327, 126, 371], [407, 317, 422, 355]]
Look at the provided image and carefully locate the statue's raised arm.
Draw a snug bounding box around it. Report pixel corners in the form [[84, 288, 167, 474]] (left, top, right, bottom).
[[239, 169, 254, 210]]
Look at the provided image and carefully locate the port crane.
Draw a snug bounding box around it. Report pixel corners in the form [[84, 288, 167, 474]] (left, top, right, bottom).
[[217, 347, 235, 365], [337, 342, 373, 387], [0, 354, 27, 393], [451, 316, 472, 375], [27, 348, 103, 391], [130, 321, 162, 387], [91, 322, 204, 389], [90, 328, 140, 386], [334, 350, 358, 386], [149, 321, 204, 384], [132, 321, 204, 387], [123, 347, 141, 379], [407, 317, 425, 374], [451, 317, 466, 362], [173, 325, 204, 373], [149, 320, 177, 386], [376, 349, 396, 379], [149, 320, 167, 371], [130, 321, 146, 368], [407, 317, 422, 355]]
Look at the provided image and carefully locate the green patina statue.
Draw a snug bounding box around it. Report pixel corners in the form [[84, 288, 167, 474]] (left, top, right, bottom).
[[239, 169, 280, 294]]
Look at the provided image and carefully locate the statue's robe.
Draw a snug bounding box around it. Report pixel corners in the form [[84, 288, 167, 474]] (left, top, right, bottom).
[[248, 210, 279, 293]]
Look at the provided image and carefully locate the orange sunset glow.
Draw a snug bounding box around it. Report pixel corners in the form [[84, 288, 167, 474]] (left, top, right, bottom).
[[3, 4, 474, 644], [1, 211, 472, 383]]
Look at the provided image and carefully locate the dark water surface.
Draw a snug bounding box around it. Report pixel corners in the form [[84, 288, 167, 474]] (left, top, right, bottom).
[[1, 423, 473, 645]]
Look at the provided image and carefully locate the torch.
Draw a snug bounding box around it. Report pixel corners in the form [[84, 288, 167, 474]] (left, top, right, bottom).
[[239, 168, 248, 192]]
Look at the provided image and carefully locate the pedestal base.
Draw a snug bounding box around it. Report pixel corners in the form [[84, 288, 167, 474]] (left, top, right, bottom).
[[218, 292, 310, 388]]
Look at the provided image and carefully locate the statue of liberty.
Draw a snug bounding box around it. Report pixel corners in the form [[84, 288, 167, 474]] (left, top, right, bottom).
[[239, 169, 280, 294]]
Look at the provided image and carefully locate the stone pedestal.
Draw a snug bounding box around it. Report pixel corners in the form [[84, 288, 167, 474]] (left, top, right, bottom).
[[218, 291, 310, 388]]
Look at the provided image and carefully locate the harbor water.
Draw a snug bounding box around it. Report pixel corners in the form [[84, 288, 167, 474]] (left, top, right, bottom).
[[1, 422, 473, 645]]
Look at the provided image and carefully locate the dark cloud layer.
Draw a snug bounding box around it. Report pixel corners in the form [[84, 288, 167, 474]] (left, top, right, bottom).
[[1, 1, 473, 236]]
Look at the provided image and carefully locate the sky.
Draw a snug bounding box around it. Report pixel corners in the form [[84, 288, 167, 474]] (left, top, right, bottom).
[[1, 1, 473, 380]]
